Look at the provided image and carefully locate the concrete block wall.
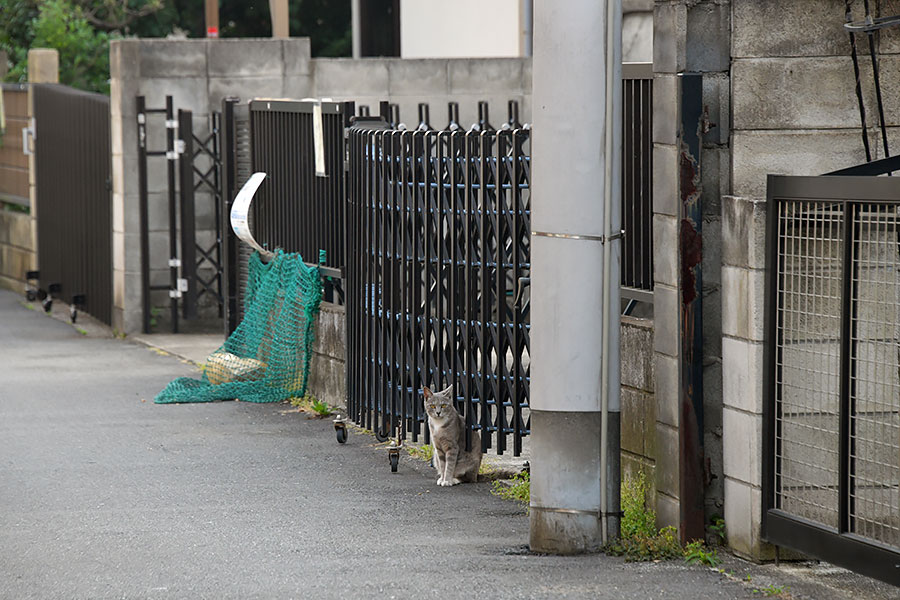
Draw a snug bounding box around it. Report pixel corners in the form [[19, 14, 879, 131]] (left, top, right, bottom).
[[620, 316, 658, 511], [109, 38, 315, 334], [721, 0, 900, 561], [109, 38, 533, 334], [312, 57, 532, 130], [652, 0, 731, 535], [307, 303, 347, 412]]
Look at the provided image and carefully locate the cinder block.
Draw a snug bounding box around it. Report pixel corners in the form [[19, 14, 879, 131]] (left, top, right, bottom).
[[281, 75, 315, 102], [700, 214, 721, 286], [620, 317, 654, 391], [655, 352, 679, 428], [732, 130, 868, 200], [685, 2, 730, 73], [655, 423, 680, 498], [721, 265, 764, 342], [653, 3, 686, 75], [722, 195, 767, 270], [209, 77, 285, 110], [652, 74, 679, 147], [733, 57, 866, 131], [449, 58, 525, 94], [137, 77, 208, 117], [702, 72, 730, 146], [314, 59, 390, 97], [733, 0, 851, 59], [652, 215, 678, 287], [207, 39, 285, 78], [724, 477, 756, 559], [109, 40, 141, 82], [723, 407, 762, 487], [623, 11, 653, 63], [722, 337, 764, 414], [652, 283, 679, 358], [283, 38, 312, 75], [621, 387, 647, 456], [656, 491, 680, 533], [138, 40, 207, 78], [700, 146, 728, 218], [652, 143, 679, 217], [387, 59, 449, 95]]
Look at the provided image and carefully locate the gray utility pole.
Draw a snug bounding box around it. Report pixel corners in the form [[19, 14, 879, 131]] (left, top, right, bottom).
[[529, 0, 623, 553]]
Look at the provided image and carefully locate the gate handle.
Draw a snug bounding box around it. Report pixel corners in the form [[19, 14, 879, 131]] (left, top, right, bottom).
[[22, 122, 35, 156]]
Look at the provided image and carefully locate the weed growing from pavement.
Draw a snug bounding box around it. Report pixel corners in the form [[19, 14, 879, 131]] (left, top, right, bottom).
[[290, 393, 333, 417], [406, 443, 434, 463], [709, 515, 727, 545], [606, 470, 682, 562], [491, 470, 530, 507], [684, 539, 721, 567], [756, 584, 791, 598]]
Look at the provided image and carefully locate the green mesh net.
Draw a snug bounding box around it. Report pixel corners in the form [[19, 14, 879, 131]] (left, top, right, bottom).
[[155, 250, 322, 404]]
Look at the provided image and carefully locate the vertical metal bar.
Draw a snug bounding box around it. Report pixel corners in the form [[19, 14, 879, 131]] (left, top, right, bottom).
[[463, 131, 474, 452], [511, 130, 523, 456], [411, 130, 422, 441], [678, 73, 704, 542], [221, 98, 239, 336], [165, 96, 179, 333], [480, 130, 492, 451], [137, 96, 151, 333], [862, 0, 890, 160], [839, 199, 860, 534], [495, 127, 507, 456], [844, 0, 872, 162], [178, 108, 198, 320]]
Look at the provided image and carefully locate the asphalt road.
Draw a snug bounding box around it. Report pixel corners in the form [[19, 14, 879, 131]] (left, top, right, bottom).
[[0, 290, 894, 599]]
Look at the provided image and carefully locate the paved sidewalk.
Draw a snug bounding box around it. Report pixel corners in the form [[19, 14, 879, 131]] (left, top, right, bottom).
[[1, 289, 896, 599]]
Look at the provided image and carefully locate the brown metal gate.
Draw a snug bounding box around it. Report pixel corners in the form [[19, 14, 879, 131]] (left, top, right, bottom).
[[32, 84, 112, 325]]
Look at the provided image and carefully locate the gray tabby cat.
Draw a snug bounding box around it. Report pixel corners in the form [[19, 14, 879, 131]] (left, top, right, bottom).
[[423, 385, 482, 486]]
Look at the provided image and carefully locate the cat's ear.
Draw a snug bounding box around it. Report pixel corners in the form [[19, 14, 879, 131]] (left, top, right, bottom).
[[423, 386, 433, 399], [441, 384, 453, 398]]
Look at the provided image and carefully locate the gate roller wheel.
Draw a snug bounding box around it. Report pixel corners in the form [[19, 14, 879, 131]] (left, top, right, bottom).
[[336, 427, 347, 444], [389, 453, 399, 473]]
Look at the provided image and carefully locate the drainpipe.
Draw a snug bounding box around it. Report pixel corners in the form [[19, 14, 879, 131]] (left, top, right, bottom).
[[529, 0, 622, 553]]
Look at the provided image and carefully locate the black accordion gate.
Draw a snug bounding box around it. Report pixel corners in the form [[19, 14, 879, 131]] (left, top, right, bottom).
[[346, 125, 532, 455]]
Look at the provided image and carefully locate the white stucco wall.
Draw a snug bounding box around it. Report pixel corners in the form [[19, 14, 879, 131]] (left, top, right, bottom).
[[399, 0, 522, 58]]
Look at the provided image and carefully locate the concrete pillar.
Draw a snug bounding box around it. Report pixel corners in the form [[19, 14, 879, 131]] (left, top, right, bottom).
[[269, 0, 289, 38], [27, 49, 59, 84], [529, 0, 622, 554]]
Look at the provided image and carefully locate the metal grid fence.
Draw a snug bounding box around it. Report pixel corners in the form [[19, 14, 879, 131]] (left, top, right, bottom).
[[346, 126, 532, 455], [765, 175, 900, 586]]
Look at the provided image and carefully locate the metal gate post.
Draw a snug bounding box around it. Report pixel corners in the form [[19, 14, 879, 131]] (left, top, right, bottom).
[[221, 98, 240, 336], [178, 108, 198, 320], [678, 72, 705, 543], [136, 96, 151, 333], [165, 96, 179, 333]]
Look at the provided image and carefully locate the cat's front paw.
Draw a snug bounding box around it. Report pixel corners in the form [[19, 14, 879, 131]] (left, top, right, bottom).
[[447, 477, 461, 486], [436, 477, 445, 485]]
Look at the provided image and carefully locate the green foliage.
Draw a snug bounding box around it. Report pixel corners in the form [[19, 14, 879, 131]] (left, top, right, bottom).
[[757, 584, 791, 598], [607, 471, 682, 561], [709, 515, 727, 545], [621, 470, 657, 539], [684, 539, 721, 567], [3, 0, 113, 93], [406, 443, 434, 463], [310, 397, 332, 417], [490, 470, 530, 506]]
